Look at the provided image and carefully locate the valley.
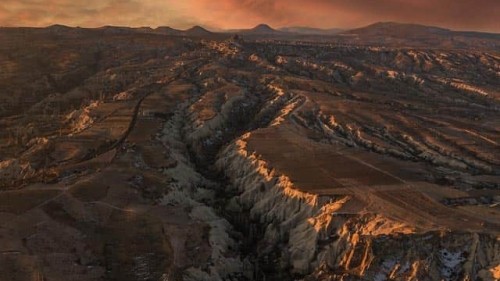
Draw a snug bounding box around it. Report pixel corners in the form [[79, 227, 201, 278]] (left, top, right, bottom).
[[0, 25, 499, 281]]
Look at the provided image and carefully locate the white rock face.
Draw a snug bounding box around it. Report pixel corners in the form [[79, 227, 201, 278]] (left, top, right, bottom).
[[65, 100, 100, 133], [216, 134, 500, 280], [159, 103, 245, 281]]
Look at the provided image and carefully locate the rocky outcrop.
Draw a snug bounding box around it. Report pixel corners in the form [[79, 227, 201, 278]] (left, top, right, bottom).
[[159, 103, 247, 281], [216, 134, 500, 281], [65, 100, 100, 134]]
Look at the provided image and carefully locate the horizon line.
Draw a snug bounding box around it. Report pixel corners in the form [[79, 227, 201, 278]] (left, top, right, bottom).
[[1, 21, 499, 34]]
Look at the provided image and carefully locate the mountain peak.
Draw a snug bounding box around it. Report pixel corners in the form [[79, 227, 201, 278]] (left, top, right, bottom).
[[253, 23, 274, 30], [188, 25, 209, 31], [184, 25, 212, 36], [46, 24, 72, 31], [252, 24, 275, 32], [47, 24, 70, 28]]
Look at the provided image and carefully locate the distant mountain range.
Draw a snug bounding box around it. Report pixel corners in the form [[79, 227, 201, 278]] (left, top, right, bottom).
[[38, 22, 499, 39], [149, 25, 212, 37], [220, 22, 499, 40], [5, 22, 498, 50], [342, 22, 500, 39], [79, 25, 214, 37], [335, 22, 500, 50], [344, 22, 450, 36]]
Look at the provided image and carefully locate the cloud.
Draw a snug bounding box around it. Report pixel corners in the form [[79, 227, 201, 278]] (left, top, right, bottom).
[[0, 0, 197, 28], [0, 0, 498, 32]]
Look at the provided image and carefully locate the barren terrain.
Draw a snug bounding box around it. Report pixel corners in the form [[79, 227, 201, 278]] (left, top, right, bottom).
[[0, 25, 499, 281]]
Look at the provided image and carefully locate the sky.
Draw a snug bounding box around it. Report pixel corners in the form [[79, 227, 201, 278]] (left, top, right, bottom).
[[0, 0, 499, 32]]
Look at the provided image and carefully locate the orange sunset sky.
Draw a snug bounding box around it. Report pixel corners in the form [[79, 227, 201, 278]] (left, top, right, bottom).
[[0, 0, 499, 32]]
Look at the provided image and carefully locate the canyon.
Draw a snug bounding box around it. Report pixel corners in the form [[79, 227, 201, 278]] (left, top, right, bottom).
[[0, 24, 499, 281]]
